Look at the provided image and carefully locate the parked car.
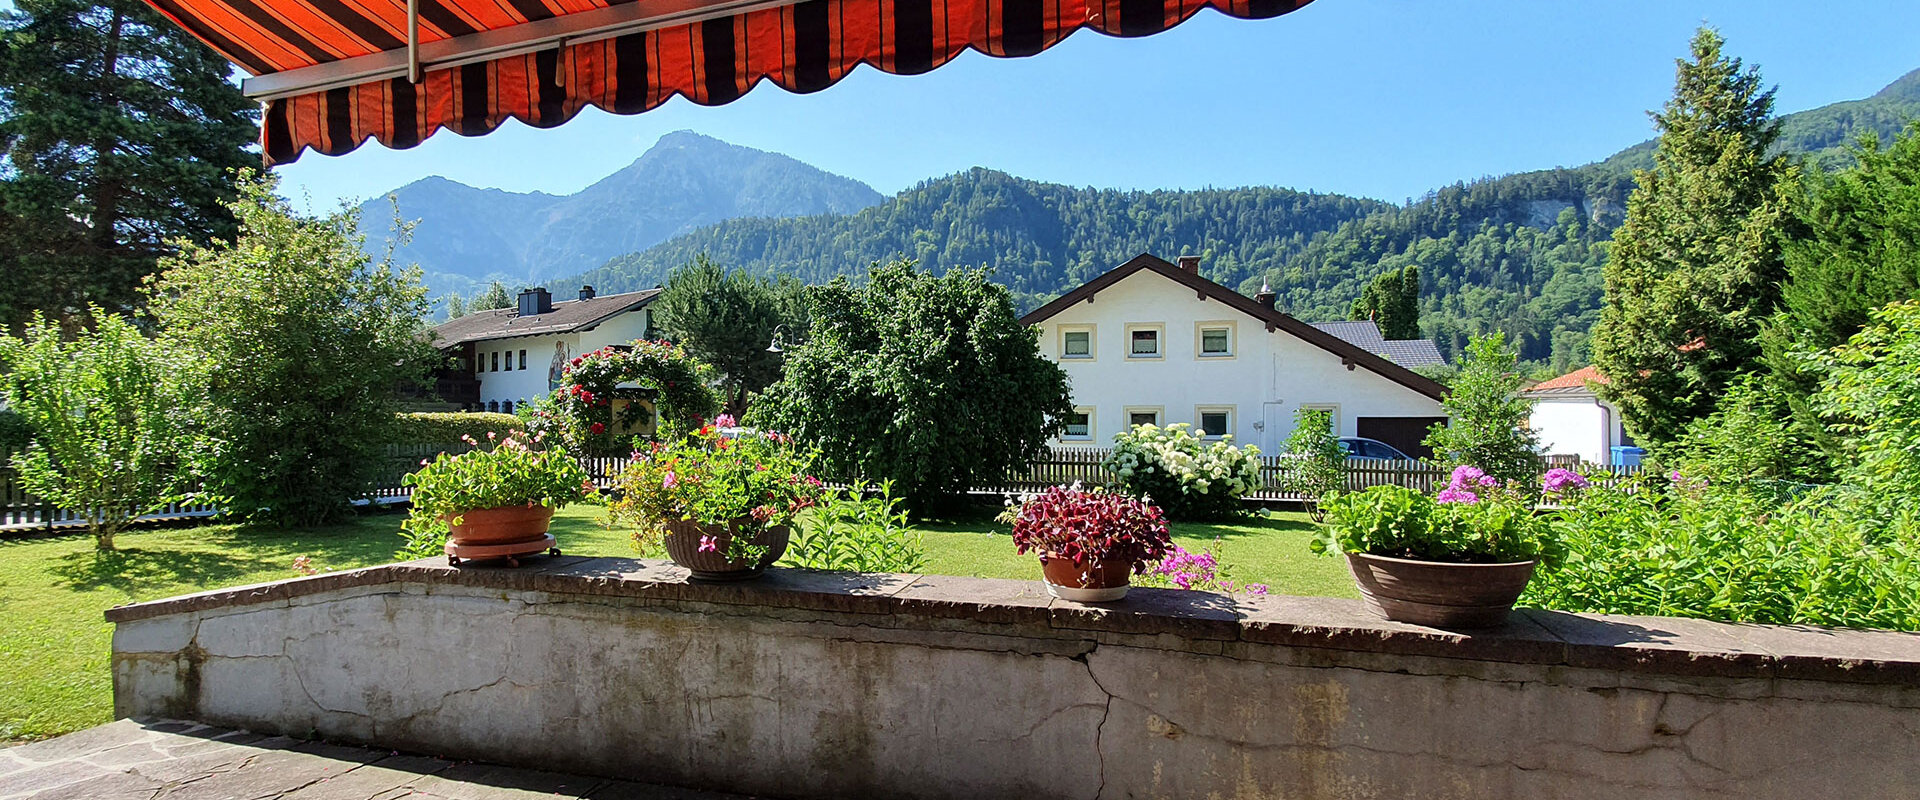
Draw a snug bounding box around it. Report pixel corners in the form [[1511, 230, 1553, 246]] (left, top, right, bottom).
[[1338, 437, 1414, 461]]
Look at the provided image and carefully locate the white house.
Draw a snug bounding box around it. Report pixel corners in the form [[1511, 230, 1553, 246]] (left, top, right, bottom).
[[430, 285, 661, 412], [1022, 254, 1449, 457], [1522, 365, 1634, 464]]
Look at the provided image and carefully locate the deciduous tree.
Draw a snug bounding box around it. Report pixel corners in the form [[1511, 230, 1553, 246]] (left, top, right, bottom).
[[650, 255, 801, 414], [1423, 333, 1540, 485]]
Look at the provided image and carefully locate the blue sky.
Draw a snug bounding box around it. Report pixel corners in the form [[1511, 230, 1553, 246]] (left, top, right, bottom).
[[275, 1, 1920, 211]]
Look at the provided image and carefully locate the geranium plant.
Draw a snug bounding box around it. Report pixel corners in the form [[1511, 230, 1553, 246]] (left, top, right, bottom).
[[399, 432, 597, 558], [1006, 483, 1173, 571], [609, 418, 823, 564], [1102, 423, 1263, 520], [1310, 465, 1556, 564]]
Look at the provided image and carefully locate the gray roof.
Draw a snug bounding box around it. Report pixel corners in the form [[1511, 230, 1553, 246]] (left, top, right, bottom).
[[431, 289, 661, 348], [1309, 320, 1446, 368]]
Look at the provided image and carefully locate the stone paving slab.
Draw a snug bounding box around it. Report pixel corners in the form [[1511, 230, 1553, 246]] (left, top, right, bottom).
[[0, 721, 758, 800]]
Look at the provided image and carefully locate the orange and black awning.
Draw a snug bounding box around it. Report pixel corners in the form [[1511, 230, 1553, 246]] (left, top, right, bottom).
[[142, 0, 1313, 165]]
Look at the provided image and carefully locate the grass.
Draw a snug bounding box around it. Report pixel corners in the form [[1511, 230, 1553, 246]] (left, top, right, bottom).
[[0, 504, 1346, 743]]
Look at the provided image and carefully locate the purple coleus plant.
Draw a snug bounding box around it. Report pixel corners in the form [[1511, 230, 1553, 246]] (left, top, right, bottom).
[[1008, 483, 1173, 572]]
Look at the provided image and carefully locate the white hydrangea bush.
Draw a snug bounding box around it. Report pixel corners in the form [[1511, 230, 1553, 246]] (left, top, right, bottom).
[[1102, 423, 1264, 519]]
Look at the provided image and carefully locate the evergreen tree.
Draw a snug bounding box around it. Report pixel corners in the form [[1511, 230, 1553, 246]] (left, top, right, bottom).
[[1591, 28, 1798, 448], [445, 292, 468, 320], [0, 0, 256, 330], [471, 282, 512, 311]]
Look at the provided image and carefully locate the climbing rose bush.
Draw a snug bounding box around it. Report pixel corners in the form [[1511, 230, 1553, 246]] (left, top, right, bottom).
[[1102, 423, 1262, 520]]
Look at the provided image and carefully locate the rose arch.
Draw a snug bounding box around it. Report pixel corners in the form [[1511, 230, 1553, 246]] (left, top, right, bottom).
[[546, 340, 720, 455]]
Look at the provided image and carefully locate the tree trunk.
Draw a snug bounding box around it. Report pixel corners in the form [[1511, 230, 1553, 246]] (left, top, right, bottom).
[[88, 5, 126, 252]]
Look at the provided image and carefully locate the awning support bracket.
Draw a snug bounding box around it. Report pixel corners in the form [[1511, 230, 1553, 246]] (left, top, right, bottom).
[[407, 0, 422, 83]]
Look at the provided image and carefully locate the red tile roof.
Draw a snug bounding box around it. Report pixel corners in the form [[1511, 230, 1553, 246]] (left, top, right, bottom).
[[1524, 365, 1607, 395]]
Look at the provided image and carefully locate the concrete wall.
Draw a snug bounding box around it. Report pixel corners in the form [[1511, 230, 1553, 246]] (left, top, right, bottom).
[[111, 558, 1920, 800], [1038, 269, 1445, 452]]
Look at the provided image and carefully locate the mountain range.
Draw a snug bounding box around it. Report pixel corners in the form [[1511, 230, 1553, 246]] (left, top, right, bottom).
[[358, 131, 885, 298], [370, 67, 1920, 370]]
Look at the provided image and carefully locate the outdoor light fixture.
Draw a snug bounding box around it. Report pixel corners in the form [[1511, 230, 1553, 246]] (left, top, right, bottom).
[[766, 325, 788, 354]]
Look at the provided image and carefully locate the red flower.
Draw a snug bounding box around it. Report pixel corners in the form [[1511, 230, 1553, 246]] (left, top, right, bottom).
[[590, 422, 606, 434]]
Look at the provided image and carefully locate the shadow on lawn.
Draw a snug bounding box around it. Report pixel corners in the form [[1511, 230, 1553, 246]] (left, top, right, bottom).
[[49, 547, 284, 593]]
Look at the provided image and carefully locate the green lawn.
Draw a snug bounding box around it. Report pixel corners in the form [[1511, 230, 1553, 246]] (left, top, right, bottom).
[[0, 505, 1345, 743]]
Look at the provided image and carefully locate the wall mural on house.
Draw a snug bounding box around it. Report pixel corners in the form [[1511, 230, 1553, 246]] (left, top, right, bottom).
[[549, 341, 570, 392]]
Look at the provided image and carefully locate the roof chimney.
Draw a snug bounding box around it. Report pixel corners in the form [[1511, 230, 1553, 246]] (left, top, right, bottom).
[[1255, 282, 1277, 309], [1177, 255, 1201, 273], [578, 285, 596, 301], [517, 287, 553, 316]]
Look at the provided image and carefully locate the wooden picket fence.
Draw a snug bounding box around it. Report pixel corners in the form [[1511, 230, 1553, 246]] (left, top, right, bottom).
[[1, 445, 1645, 532]]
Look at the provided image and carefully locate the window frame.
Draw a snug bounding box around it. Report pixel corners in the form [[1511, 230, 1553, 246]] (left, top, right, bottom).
[[1194, 405, 1235, 439], [1195, 320, 1237, 359], [1057, 324, 1097, 361], [491, 351, 500, 372], [1061, 406, 1096, 442], [1124, 406, 1164, 429], [1298, 403, 1341, 436], [519, 349, 528, 370], [1124, 323, 1165, 360]]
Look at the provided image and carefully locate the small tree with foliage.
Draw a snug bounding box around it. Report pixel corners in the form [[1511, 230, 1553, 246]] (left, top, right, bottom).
[[1349, 265, 1421, 340], [1280, 407, 1345, 521], [753, 260, 1071, 514], [471, 281, 512, 311], [149, 175, 434, 526], [651, 255, 800, 414], [1816, 300, 1920, 503], [1423, 333, 1539, 485], [1592, 28, 1797, 447], [0, 310, 195, 549]]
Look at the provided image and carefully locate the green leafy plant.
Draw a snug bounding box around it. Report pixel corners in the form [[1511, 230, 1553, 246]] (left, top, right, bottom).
[[399, 432, 597, 559], [609, 422, 822, 565], [1422, 332, 1541, 486], [1311, 467, 1554, 564], [1817, 300, 1920, 504], [1525, 477, 1920, 630], [1102, 423, 1263, 520], [0, 309, 197, 550], [1279, 408, 1344, 521], [784, 480, 926, 573], [393, 412, 526, 445]]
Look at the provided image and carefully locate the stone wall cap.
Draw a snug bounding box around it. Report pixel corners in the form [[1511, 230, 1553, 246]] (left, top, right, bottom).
[[105, 556, 1920, 684]]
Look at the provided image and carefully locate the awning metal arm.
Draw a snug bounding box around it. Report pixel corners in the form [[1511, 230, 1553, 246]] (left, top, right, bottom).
[[407, 0, 421, 84]]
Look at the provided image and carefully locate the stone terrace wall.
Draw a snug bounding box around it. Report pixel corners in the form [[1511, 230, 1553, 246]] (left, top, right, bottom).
[[108, 557, 1920, 800]]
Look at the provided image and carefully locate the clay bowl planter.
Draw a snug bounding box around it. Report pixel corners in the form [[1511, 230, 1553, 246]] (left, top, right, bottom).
[[1345, 552, 1536, 629], [444, 505, 559, 567], [662, 518, 791, 581], [1041, 554, 1137, 602]]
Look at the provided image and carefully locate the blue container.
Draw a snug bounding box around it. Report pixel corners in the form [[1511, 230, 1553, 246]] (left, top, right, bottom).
[[1611, 446, 1645, 467]]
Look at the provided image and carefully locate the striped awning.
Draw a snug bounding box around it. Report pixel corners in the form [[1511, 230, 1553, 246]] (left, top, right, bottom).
[[143, 0, 1313, 165]]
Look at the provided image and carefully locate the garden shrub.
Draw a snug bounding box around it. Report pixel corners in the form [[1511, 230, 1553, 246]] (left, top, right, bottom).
[[1524, 477, 1920, 630], [1103, 423, 1262, 520], [1666, 375, 1828, 487], [1422, 333, 1541, 486], [393, 412, 526, 445], [784, 480, 926, 573], [1311, 473, 1554, 565], [1279, 407, 1343, 521], [1817, 300, 1920, 504]]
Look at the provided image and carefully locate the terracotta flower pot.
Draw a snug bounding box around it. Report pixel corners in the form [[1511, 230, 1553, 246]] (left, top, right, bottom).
[[1041, 553, 1136, 602], [443, 505, 558, 567], [1345, 552, 1536, 629], [662, 518, 790, 581]]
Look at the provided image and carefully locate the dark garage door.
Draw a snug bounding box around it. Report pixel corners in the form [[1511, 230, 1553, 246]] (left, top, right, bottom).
[[1356, 417, 1448, 461]]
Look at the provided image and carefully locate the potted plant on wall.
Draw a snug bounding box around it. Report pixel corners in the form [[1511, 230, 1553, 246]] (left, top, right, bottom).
[[1310, 466, 1558, 627], [610, 417, 822, 581], [1006, 483, 1173, 602], [401, 432, 598, 566]]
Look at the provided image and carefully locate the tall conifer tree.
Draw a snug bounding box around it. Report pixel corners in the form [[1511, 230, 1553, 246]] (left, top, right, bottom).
[[0, 0, 256, 330], [1591, 28, 1797, 448]]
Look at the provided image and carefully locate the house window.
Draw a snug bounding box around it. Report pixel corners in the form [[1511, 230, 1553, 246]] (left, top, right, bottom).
[[1196, 321, 1235, 358], [491, 351, 500, 372], [1299, 403, 1340, 434], [519, 350, 528, 370], [1196, 406, 1234, 438], [1061, 328, 1093, 359], [502, 400, 515, 414], [1062, 408, 1094, 441], [1125, 323, 1164, 359], [1125, 407, 1162, 428]]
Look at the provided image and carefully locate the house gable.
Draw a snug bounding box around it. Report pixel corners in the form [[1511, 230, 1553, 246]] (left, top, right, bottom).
[[1022, 253, 1448, 401]]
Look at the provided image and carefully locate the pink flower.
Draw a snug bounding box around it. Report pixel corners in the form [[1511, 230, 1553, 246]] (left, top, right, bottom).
[[1436, 487, 1479, 504], [1247, 584, 1270, 596], [486, 431, 497, 440], [698, 535, 718, 553], [715, 413, 738, 428], [662, 471, 678, 489]]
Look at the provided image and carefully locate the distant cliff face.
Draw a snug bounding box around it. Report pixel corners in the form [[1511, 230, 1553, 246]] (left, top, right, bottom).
[[357, 131, 884, 298]]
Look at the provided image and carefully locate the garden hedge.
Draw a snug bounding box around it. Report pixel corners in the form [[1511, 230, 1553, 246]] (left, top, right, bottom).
[[394, 412, 527, 445]]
